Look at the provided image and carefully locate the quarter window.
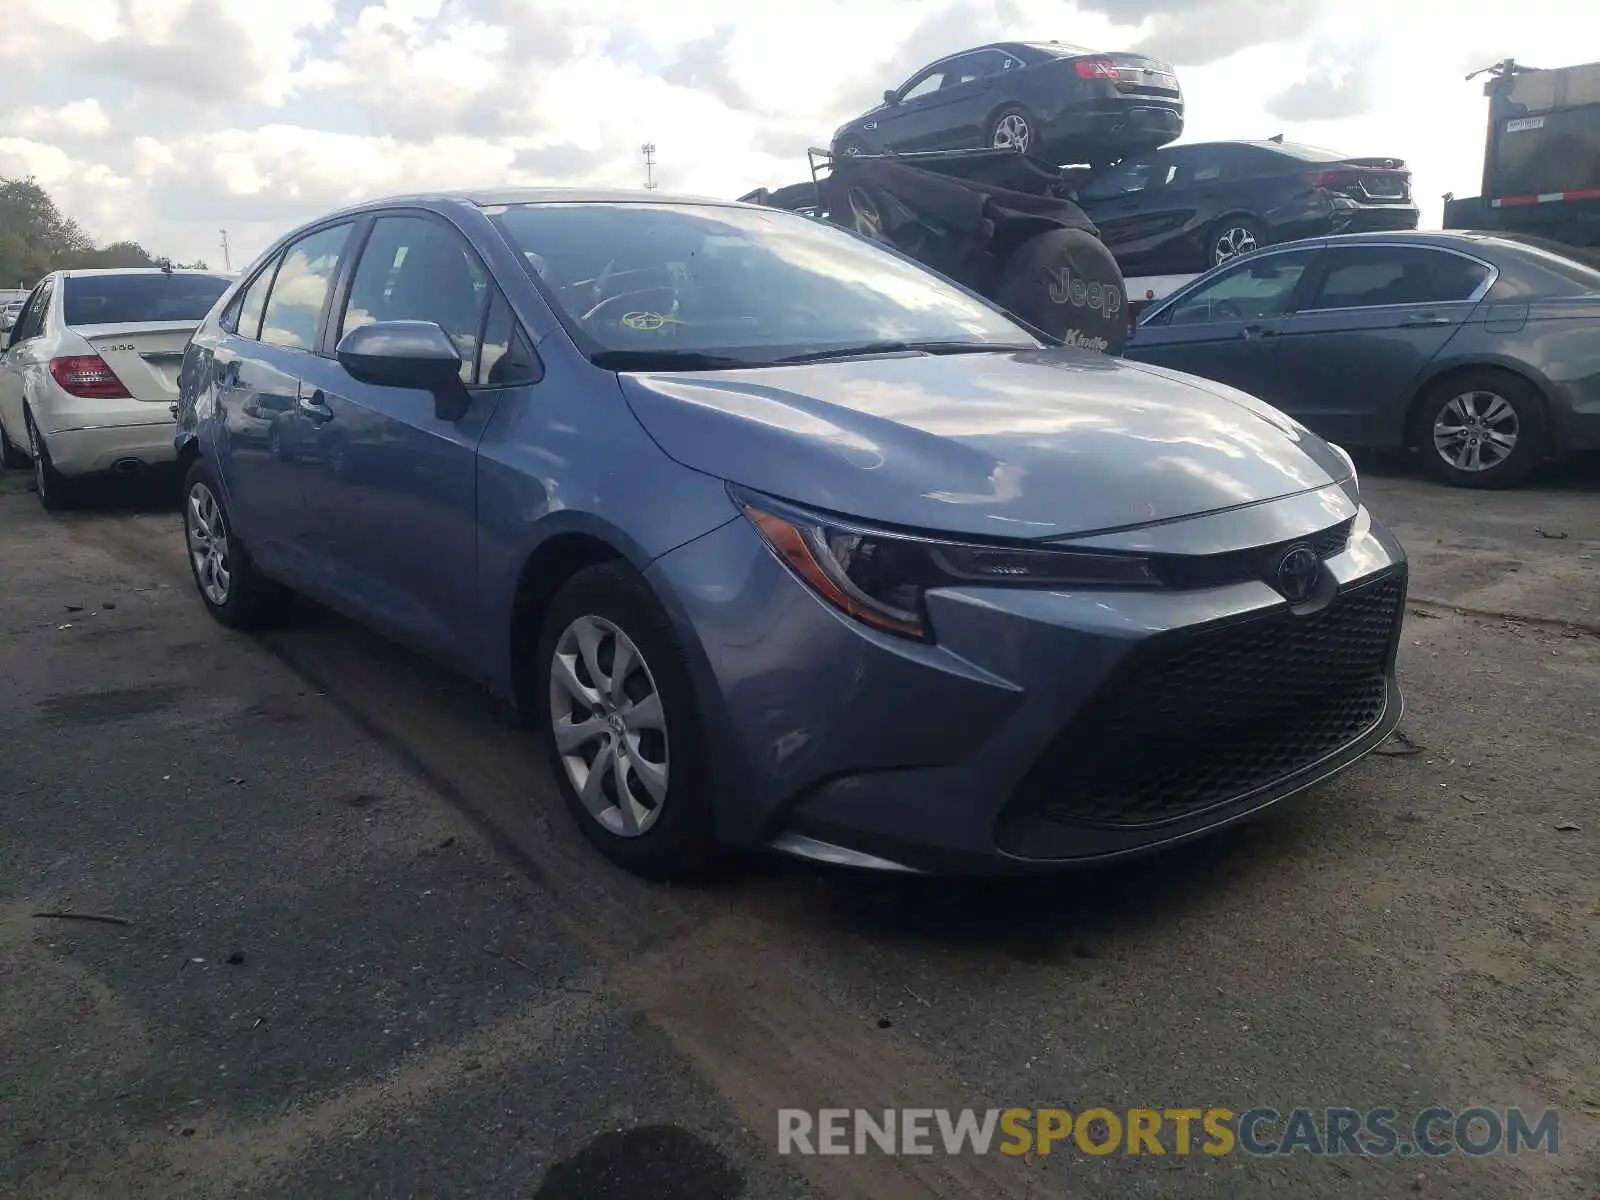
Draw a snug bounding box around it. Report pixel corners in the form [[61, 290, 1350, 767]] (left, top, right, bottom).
[[1309, 246, 1492, 310], [259, 223, 352, 351], [340, 216, 488, 384], [1163, 252, 1316, 325], [476, 291, 542, 387], [231, 258, 279, 341]]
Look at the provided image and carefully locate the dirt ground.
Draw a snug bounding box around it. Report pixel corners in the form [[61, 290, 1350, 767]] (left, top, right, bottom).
[[1, 455, 1596, 1199]]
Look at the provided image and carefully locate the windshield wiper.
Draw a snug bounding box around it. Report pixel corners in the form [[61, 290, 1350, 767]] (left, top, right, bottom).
[[590, 349, 762, 371], [770, 340, 1034, 364]]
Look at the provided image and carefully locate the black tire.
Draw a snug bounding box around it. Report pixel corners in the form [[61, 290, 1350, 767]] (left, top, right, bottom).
[[991, 227, 1128, 355], [1206, 214, 1265, 267], [25, 409, 79, 511], [181, 457, 293, 628], [987, 105, 1035, 153], [536, 561, 717, 878], [1412, 368, 1547, 489], [0, 413, 27, 469]]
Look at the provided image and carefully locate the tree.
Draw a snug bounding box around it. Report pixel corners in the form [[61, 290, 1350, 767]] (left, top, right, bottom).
[[0, 176, 177, 286]]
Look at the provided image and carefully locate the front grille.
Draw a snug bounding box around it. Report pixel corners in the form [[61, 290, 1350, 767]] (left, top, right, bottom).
[[1007, 571, 1404, 829], [1154, 517, 1353, 591]]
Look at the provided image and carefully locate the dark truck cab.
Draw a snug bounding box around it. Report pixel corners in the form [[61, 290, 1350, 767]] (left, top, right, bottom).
[[1444, 58, 1600, 248]]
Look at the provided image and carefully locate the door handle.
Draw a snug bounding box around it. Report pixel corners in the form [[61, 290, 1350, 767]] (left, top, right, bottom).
[[298, 389, 334, 423], [1240, 324, 1276, 341], [1401, 314, 1451, 327]]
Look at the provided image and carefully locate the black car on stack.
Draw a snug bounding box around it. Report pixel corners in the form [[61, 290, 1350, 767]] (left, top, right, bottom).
[[831, 40, 1183, 165], [1073, 139, 1421, 275]]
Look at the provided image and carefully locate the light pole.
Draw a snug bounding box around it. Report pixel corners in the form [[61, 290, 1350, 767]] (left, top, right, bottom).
[[641, 143, 658, 190], [219, 229, 232, 272]]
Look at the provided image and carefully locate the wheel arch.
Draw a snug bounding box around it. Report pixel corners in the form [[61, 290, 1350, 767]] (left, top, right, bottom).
[[1404, 357, 1558, 451], [984, 99, 1038, 144]]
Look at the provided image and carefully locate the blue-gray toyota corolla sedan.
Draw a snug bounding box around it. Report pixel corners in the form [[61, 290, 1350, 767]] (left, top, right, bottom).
[[174, 189, 1407, 877]]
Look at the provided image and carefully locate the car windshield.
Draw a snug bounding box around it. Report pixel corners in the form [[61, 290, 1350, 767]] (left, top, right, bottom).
[[486, 201, 1035, 365], [63, 273, 233, 326]]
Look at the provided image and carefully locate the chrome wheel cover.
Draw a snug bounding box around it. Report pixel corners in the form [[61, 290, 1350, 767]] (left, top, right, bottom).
[[1433, 390, 1518, 473], [185, 482, 233, 606], [991, 113, 1031, 152], [549, 615, 669, 838], [1213, 225, 1258, 264]]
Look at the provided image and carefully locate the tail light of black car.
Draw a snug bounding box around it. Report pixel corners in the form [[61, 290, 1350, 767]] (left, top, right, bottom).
[[1073, 58, 1120, 80], [1307, 162, 1412, 203]]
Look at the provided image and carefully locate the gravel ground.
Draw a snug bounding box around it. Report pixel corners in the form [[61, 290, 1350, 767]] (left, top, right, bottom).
[[1, 456, 1596, 1199]]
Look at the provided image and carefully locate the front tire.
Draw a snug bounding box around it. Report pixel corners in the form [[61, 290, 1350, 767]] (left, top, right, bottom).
[[182, 458, 293, 628], [26, 410, 78, 511], [1413, 369, 1546, 489], [537, 562, 717, 878], [1208, 214, 1265, 266]]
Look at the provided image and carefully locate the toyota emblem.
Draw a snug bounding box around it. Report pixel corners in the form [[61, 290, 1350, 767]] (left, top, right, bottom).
[[1274, 544, 1321, 603]]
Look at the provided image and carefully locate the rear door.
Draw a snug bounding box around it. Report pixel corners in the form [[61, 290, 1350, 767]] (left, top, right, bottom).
[[290, 211, 528, 658], [928, 49, 1019, 149], [1126, 246, 1323, 407], [212, 223, 355, 574], [1273, 243, 1494, 445]]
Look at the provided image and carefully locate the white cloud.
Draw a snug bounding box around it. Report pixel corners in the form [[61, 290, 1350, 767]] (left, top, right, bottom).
[[0, 0, 1593, 267]]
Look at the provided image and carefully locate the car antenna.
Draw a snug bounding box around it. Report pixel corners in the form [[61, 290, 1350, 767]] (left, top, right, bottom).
[[1268, 132, 1284, 143]]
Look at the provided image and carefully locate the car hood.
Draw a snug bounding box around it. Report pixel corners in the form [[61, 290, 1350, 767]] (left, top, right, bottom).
[[617, 349, 1352, 541]]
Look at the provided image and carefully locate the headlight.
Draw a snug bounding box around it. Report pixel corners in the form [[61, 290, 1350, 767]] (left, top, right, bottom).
[[1328, 442, 1359, 503], [733, 487, 1157, 641]]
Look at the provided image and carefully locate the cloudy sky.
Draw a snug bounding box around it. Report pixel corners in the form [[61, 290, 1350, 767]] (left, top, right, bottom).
[[0, 0, 1593, 272]]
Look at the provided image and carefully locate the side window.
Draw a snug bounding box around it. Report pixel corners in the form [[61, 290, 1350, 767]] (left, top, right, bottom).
[[259, 223, 352, 351], [1079, 156, 1174, 200], [1163, 252, 1316, 325], [1308, 246, 1492, 311], [947, 52, 1005, 86], [339, 215, 488, 384], [8, 284, 44, 343], [476, 291, 542, 387], [227, 259, 279, 340], [18, 279, 54, 340], [901, 69, 944, 100]]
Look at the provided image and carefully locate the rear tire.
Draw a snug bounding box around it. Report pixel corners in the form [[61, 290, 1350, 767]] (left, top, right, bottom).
[[988, 105, 1035, 153], [992, 227, 1128, 354], [181, 458, 293, 628], [25, 410, 79, 511], [537, 562, 718, 879], [1413, 369, 1546, 489]]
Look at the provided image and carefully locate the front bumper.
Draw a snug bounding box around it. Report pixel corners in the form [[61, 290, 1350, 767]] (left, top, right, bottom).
[[649, 491, 1407, 875]]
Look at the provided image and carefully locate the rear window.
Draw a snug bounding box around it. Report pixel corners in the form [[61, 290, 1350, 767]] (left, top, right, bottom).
[[1494, 235, 1600, 281], [62, 273, 233, 326]]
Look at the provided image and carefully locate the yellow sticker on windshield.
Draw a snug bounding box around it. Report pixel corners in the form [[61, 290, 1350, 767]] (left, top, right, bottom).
[[621, 311, 680, 331]]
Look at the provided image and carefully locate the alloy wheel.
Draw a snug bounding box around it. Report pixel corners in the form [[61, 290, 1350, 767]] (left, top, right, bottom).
[[26, 417, 49, 503], [991, 113, 1031, 152], [186, 482, 233, 606], [1433, 390, 1519, 473], [549, 614, 670, 838], [1213, 225, 1258, 264]]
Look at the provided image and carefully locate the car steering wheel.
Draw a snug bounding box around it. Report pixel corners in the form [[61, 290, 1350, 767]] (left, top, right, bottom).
[[1213, 299, 1245, 321]]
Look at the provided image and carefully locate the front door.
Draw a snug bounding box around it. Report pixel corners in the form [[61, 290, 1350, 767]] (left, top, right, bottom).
[[1127, 247, 1323, 409], [1274, 244, 1492, 446], [294, 212, 510, 659]]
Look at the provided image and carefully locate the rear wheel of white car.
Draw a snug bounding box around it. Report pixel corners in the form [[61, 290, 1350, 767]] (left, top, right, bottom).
[[25, 410, 78, 511], [988, 106, 1034, 153], [537, 562, 716, 878], [182, 458, 293, 628], [1414, 369, 1546, 489]]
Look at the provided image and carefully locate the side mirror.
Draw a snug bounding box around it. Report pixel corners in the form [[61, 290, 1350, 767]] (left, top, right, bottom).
[[335, 320, 470, 421], [883, 88, 899, 104]]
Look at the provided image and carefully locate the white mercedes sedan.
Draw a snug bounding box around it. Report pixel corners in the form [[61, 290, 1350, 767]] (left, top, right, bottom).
[[0, 267, 233, 508]]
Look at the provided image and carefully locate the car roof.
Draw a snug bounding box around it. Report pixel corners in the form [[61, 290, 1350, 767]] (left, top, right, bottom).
[[311, 187, 746, 224], [55, 267, 231, 279]]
